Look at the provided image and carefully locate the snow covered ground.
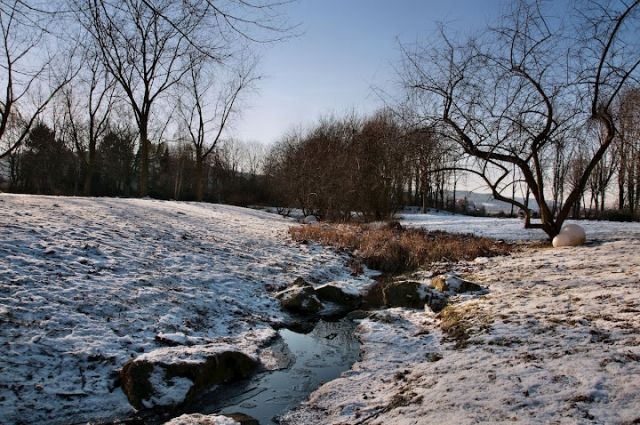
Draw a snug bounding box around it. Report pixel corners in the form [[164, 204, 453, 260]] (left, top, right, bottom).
[[0, 194, 371, 424], [1, 194, 640, 424], [282, 216, 640, 424]]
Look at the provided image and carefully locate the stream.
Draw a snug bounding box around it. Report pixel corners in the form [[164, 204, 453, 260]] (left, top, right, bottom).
[[183, 318, 360, 424]]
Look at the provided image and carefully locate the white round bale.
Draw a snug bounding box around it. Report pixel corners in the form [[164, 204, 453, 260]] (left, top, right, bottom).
[[552, 223, 586, 248]]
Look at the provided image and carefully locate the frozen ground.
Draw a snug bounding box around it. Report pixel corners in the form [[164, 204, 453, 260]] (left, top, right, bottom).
[[282, 215, 640, 424], [0, 194, 371, 424], [1, 194, 640, 424]]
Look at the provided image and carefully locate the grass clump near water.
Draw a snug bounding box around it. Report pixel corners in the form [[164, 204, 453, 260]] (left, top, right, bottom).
[[289, 221, 515, 273]]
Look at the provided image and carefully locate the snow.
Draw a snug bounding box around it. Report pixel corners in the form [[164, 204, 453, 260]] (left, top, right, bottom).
[[143, 370, 193, 409], [2, 194, 640, 424], [163, 413, 239, 425], [317, 281, 362, 296], [0, 194, 371, 424], [400, 210, 640, 241], [282, 215, 640, 424]]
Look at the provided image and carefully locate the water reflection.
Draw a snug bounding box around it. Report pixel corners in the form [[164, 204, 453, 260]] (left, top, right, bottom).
[[184, 319, 360, 424]]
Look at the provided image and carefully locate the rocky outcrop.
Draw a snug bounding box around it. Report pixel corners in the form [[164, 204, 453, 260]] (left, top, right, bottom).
[[382, 281, 426, 309], [315, 282, 362, 308], [277, 278, 365, 314], [276, 280, 323, 313], [430, 274, 483, 294], [381, 280, 448, 312], [120, 344, 259, 411]]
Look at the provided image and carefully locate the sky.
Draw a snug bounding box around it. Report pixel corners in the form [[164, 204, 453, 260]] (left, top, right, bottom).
[[234, 0, 504, 145]]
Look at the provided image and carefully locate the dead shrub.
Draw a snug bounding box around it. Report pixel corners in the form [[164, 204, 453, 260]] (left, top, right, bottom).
[[289, 222, 515, 273]]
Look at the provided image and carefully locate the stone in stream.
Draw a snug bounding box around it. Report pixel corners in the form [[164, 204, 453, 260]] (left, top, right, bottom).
[[381, 280, 448, 312], [120, 344, 259, 411], [315, 282, 363, 308], [430, 274, 483, 294]]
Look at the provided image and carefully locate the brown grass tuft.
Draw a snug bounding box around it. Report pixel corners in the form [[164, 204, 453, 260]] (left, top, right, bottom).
[[438, 303, 492, 349], [289, 222, 515, 273]]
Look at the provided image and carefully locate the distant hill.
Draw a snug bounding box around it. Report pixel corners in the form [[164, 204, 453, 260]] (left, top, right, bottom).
[[448, 190, 540, 215]]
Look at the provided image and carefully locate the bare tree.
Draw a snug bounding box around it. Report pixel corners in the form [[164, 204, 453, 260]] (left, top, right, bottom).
[[98, 126, 137, 196], [72, 0, 198, 197], [239, 140, 267, 180], [0, 0, 77, 160], [587, 126, 618, 214], [61, 54, 118, 195], [616, 87, 640, 214], [398, 0, 640, 239], [176, 53, 259, 201], [72, 0, 295, 198]]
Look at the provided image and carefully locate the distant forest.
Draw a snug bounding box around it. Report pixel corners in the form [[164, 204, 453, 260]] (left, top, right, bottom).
[[0, 111, 463, 220]]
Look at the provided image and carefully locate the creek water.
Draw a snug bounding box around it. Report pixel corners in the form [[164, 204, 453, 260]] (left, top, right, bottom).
[[184, 318, 360, 424]]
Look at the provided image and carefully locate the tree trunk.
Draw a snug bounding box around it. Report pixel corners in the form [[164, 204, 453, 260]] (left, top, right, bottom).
[[84, 148, 96, 196], [196, 149, 204, 202], [139, 125, 149, 197]]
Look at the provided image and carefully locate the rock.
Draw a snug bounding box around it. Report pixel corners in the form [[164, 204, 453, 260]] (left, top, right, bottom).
[[120, 345, 259, 410], [430, 274, 483, 294], [163, 413, 242, 425], [430, 275, 450, 292], [291, 277, 311, 288], [347, 310, 370, 320], [382, 281, 424, 309], [552, 224, 586, 247], [422, 287, 449, 313], [382, 281, 447, 312], [224, 412, 260, 425], [361, 281, 385, 309], [303, 215, 318, 225], [277, 285, 323, 313], [315, 282, 362, 308]]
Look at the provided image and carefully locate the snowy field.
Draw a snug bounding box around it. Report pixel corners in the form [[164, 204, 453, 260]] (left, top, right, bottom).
[[1, 194, 640, 424], [0, 194, 371, 424]]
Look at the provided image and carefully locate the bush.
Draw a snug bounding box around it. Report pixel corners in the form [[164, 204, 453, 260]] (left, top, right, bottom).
[[599, 209, 636, 222], [289, 221, 515, 273]]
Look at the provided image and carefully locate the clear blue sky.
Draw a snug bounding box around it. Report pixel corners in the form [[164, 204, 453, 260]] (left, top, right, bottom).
[[234, 0, 504, 145]]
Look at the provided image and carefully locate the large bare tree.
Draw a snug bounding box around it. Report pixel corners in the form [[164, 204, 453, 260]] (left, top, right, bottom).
[[398, 0, 640, 240], [72, 0, 295, 197], [72, 0, 203, 197], [0, 0, 77, 160]]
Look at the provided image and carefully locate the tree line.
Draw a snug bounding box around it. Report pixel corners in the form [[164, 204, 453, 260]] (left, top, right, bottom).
[[0, 0, 293, 200], [3, 119, 269, 203], [264, 111, 458, 221]]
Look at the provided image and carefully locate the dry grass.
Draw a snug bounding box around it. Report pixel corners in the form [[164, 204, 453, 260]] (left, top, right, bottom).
[[289, 221, 516, 273], [438, 303, 493, 349]]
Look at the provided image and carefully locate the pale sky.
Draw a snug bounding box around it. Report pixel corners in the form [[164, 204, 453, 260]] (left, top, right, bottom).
[[233, 0, 504, 145]]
